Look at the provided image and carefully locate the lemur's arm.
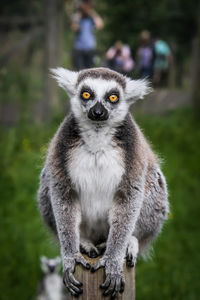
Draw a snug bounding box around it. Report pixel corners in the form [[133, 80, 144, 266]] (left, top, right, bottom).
[[50, 176, 90, 297], [47, 115, 90, 297], [92, 161, 146, 297]]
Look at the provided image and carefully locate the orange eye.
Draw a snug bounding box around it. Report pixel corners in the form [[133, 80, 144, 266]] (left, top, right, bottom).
[[109, 94, 118, 103], [82, 91, 91, 99]]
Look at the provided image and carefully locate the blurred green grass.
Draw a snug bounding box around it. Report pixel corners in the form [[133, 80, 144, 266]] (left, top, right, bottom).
[[0, 108, 200, 300]]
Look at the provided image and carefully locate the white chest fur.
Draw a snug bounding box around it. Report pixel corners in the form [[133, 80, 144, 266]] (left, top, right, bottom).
[[68, 127, 125, 240], [44, 274, 63, 300]]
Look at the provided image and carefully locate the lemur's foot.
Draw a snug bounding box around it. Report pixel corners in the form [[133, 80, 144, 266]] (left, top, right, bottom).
[[80, 239, 99, 258], [126, 236, 138, 268], [96, 242, 106, 255], [126, 251, 137, 268]]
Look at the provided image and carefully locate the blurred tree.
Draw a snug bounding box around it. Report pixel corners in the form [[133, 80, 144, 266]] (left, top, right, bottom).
[[192, 2, 200, 114], [42, 0, 63, 121]]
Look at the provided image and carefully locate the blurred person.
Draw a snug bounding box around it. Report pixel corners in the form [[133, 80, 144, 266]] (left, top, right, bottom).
[[71, 0, 104, 70], [105, 40, 134, 75], [136, 30, 154, 78], [153, 37, 172, 87]]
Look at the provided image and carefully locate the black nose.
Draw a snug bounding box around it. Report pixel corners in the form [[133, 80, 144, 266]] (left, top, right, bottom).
[[88, 102, 108, 121], [49, 266, 55, 273]]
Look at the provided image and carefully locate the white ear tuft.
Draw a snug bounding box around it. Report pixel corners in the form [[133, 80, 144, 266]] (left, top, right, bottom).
[[125, 78, 153, 103], [50, 67, 78, 96], [40, 256, 48, 272]]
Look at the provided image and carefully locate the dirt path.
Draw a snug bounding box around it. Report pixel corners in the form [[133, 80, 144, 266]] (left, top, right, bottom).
[[134, 89, 192, 114]]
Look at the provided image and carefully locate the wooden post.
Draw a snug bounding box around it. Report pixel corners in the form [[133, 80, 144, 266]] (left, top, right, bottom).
[[66, 256, 135, 300]]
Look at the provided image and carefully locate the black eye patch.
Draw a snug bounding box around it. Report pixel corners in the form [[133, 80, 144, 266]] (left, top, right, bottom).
[[80, 85, 95, 101], [105, 89, 120, 104]]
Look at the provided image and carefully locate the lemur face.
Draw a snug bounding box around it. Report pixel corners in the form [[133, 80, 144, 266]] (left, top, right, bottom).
[[51, 67, 151, 126], [40, 256, 61, 274], [74, 77, 128, 125]]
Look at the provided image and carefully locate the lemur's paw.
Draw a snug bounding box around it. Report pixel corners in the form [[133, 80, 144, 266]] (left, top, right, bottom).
[[126, 236, 138, 268], [91, 256, 125, 298], [80, 240, 99, 258], [63, 254, 90, 297], [63, 269, 83, 297], [100, 272, 125, 299]]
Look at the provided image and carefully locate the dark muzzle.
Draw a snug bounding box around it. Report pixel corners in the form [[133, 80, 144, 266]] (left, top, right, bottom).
[[88, 102, 108, 121]]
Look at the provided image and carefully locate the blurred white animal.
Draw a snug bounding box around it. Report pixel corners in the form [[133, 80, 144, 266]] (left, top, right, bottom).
[[37, 256, 66, 300]]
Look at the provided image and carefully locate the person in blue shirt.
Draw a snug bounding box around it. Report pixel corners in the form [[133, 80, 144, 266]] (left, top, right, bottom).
[[71, 0, 104, 70], [153, 37, 172, 87]]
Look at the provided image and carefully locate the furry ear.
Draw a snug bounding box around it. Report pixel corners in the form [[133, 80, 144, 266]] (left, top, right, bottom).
[[125, 78, 152, 103], [40, 256, 48, 272], [50, 67, 78, 96], [40, 256, 47, 264]]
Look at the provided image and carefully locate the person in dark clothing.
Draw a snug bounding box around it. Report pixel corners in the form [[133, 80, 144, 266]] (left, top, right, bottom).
[[136, 30, 155, 79]]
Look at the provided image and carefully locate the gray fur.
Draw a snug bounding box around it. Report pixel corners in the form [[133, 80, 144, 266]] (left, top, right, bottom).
[[77, 67, 126, 89], [38, 67, 169, 298]]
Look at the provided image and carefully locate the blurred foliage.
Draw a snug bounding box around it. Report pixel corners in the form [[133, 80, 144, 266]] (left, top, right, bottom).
[[0, 108, 200, 299], [98, 0, 199, 51], [0, 0, 42, 16], [0, 65, 43, 104]]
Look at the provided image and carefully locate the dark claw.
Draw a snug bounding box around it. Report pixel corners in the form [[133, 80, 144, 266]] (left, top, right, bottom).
[[69, 274, 83, 287], [86, 263, 91, 270], [127, 260, 134, 267], [89, 249, 98, 258], [67, 283, 83, 297], [126, 253, 135, 268], [103, 278, 116, 296], [77, 281, 83, 287], [101, 276, 111, 289], [69, 283, 83, 294], [103, 290, 111, 296], [111, 292, 117, 300], [103, 288, 115, 297], [69, 289, 79, 297], [90, 267, 95, 273], [119, 281, 125, 293], [80, 245, 87, 254], [63, 270, 83, 297]]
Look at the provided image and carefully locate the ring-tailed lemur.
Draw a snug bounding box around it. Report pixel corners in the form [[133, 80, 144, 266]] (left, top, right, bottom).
[[36, 256, 66, 300], [38, 67, 169, 299]]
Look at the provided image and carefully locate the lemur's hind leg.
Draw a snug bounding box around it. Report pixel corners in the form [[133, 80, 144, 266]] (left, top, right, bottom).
[[96, 242, 106, 255], [38, 167, 57, 235], [126, 236, 139, 267], [80, 238, 100, 258], [134, 168, 169, 257]]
